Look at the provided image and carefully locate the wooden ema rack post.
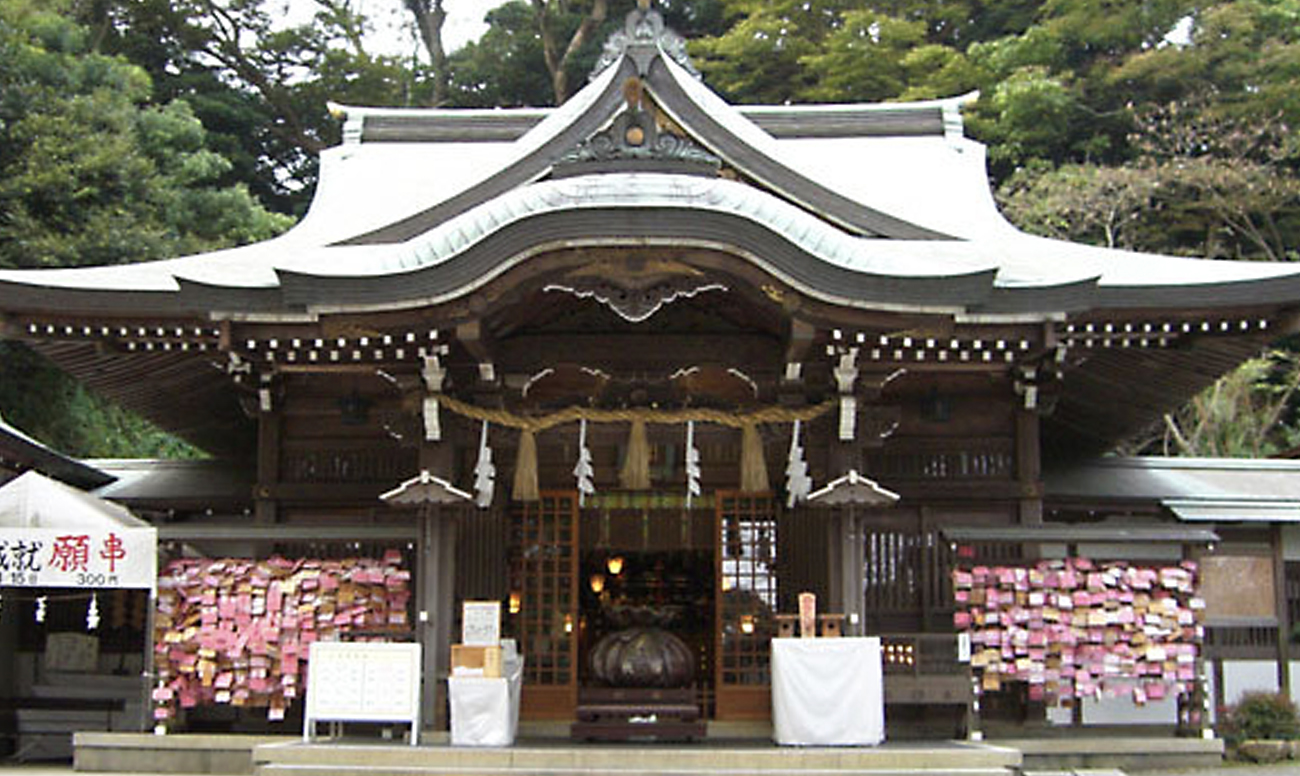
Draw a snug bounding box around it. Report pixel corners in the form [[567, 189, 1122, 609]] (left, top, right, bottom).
[[775, 613, 845, 638]]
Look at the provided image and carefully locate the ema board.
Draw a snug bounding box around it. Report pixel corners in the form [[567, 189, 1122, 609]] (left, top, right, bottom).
[[304, 642, 422, 745]]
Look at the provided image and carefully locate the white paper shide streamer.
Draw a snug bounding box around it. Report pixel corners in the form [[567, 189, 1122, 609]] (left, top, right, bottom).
[[685, 421, 702, 508], [86, 593, 100, 630], [473, 420, 496, 508], [785, 419, 812, 507], [574, 418, 595, 505]]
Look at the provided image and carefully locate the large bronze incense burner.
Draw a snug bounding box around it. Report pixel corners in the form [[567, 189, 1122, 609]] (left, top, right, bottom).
[[588, 603, 695, 688]]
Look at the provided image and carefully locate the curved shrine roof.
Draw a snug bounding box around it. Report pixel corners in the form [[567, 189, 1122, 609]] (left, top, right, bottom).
[[1, 22, 1299, 322]]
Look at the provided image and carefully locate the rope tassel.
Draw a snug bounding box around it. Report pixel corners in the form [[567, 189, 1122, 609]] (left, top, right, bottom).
[[619, 419, 651, 490], [740, 422, 770, 494], [513, 429, 540, 502]]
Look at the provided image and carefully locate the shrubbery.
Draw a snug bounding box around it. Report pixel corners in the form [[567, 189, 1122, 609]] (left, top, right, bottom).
[[1219, 692, 1300, 744]]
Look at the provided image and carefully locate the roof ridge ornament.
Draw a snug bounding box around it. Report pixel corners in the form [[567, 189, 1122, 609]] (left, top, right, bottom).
[[590, 0, 700, 81], [555, 106, 721, 175]]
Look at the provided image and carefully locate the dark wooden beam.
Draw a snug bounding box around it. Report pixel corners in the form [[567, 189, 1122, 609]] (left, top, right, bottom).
[[495, 332, 783, 373], [261, 482, 394, 502], [456, 319, 498, 384]]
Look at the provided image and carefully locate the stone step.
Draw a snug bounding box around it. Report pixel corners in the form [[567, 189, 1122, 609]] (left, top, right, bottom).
[[253, 741, 1021, 776], [261, 765, 1016, 776]]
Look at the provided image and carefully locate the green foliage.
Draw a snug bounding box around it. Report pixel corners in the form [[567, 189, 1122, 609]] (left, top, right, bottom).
[[690, 0, 832, 104], [998, 163, 1161, 250], [799, 10, 928, 103], [447, 1, 557, 107], [71, 0, 427, 215], [0, 0, 293, 269], [1115, 352, 1300, 458], [1219, 692, 1300, 744], [0, 344, 201, 459], [970, 67, 1081, 173]]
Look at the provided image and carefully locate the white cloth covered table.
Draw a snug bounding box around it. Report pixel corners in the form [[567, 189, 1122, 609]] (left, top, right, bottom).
[[447, 656, 523, 746], [771, 637, 884, 746]]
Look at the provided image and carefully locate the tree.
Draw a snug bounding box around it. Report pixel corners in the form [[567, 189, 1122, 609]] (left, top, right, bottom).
[[997, 163, 1161, 250], [0, 0, 292, 269], [402, 0, 450, 104], [447, 1, 555, 107], [69, 0, 426, 215], [798, 9, 928, 103], [532, 0, 610, 104], [448, 0, 726, 108], [1118, 352, 1300, 458], [691, 0, 854, 104]]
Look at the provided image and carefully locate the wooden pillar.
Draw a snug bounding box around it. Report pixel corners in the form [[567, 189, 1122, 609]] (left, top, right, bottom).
[[416, 513, 458, 731], [416, 439, 458, 730], [851, 513, 865, 636], [1015, 408, 1042, 525], [840, 512, 859, 636], [826, 437, 862, 634], [254, 406, 280, 523], [826, 512, 844, 619], [1274, 524, 1292, 698]]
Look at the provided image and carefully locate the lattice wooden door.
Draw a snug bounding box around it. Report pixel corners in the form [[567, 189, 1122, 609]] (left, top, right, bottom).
[[508, 491, 579, 718], [714, 491, 777, 719]]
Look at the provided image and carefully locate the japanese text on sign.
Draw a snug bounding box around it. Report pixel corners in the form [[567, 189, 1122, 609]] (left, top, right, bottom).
[[0, 528, 155, 589]]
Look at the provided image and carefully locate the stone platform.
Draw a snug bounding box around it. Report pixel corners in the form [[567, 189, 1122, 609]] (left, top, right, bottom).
[[70, 730, 1225, 776], [252, 738, 1021, 776]]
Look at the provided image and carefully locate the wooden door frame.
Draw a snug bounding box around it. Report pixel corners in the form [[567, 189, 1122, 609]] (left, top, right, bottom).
[[713, 491, 775, 720], [512, 491, 580, 719]]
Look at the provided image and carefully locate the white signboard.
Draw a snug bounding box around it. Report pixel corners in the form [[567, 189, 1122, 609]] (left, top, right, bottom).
[[0, 527, 156, 589], [304, 641, 422, 745], [461, 600, 501, 646]]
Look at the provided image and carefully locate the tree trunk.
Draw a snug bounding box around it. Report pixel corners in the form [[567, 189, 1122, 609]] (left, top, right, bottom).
[[532, 0, 608, 105], [403, 0, 449, 106]]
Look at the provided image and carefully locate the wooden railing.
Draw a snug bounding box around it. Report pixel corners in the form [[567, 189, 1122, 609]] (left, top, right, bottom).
[[863, 440, 1014, 481], [1203, 621, 1278, 659], [282, 446, 417, 483], [879, 632, 972, 706]]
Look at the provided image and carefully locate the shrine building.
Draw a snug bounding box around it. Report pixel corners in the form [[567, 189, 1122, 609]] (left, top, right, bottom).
[[5, 2, 1300, 742]]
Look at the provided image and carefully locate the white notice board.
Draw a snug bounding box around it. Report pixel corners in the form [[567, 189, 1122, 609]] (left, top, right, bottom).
[[461, 600, 501, 646], [304, 641, 422, 745]]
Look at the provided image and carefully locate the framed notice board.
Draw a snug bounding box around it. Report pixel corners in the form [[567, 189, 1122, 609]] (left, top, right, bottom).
[[303, 641, 423, 745]]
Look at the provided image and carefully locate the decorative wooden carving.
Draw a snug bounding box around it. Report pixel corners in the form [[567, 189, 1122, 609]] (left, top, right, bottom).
[[544, 277, 726, 323], [559, 112, 719, 168], [591, 3, 699, 80]]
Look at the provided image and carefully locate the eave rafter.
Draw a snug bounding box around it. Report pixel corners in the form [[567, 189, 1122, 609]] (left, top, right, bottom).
[[1062, 314, 1273, 350], [8, 315, 222, 354]]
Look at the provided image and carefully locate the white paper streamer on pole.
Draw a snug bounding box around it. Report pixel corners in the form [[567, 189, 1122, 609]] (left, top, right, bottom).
[[785, 419, 813, 508], [574, 417, 595, 506], [86, 593, 100, 630], [473, 420, 496, 508], [685, 420, 702, 509], [35, 595, 46, 623]]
